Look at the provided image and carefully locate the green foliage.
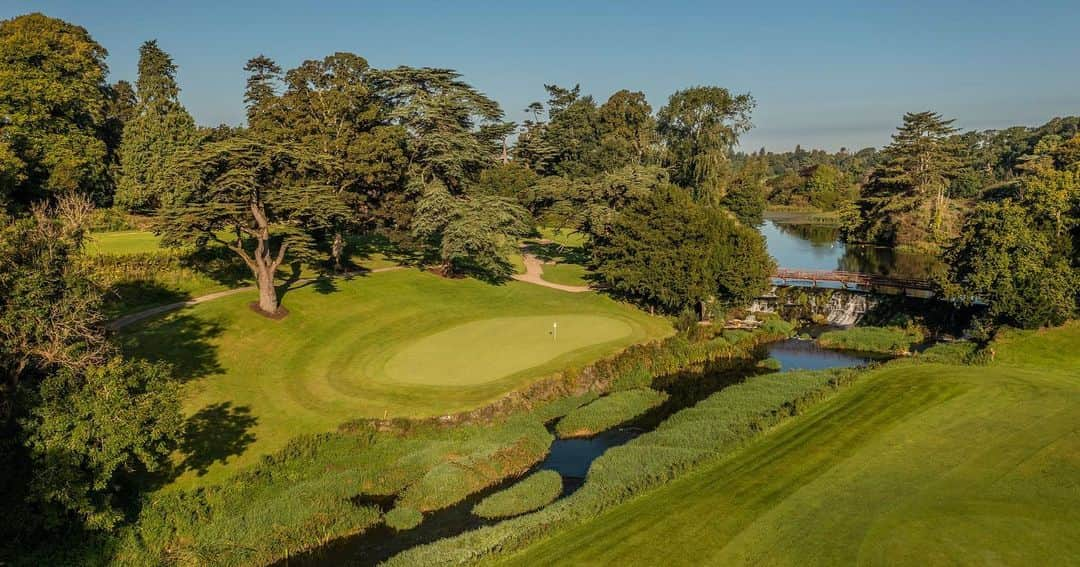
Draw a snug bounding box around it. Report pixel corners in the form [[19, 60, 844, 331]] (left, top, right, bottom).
[[721, 155, 768, 225], [115, 40, 199, 212], [852, 111, 965, 247], [412, 181, 533, 279], [610, 364, 653, 391], [473, 470, 563, 519], [156, 135, 349, 312], [593, 184, 774, 312], [817, 325, 924, 354], [0, 208, 182, 537], [0, 13, 111, 209], [942, 199, 1077, 328], [554, 389, 668, 438], [381, 66, 512, 189], [384, 506, 423, 531], [658, 86, 755, 204]]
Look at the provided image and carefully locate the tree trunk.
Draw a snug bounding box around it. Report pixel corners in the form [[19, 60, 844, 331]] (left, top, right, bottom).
[[332, 231, 345, 272], [255, 264, 279, 314]]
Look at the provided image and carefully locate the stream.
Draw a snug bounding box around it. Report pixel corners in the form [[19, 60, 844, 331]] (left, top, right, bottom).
[[283, 338, 878, 566]]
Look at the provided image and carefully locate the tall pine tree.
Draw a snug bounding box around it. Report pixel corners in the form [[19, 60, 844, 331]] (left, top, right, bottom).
[[852, 111, 964, 248], [115, 40, 198, 212]]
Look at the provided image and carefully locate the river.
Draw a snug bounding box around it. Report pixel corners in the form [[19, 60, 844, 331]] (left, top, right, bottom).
[[759, 217, 941, 280]]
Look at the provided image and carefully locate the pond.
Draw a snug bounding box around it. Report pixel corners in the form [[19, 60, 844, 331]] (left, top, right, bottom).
[[759, 218, 941, 280], [286, 338, 882, 566]]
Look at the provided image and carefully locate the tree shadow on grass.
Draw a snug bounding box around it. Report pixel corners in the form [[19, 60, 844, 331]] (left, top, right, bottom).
[[119, 312, 226, 383], [178, 402, 258, 477]]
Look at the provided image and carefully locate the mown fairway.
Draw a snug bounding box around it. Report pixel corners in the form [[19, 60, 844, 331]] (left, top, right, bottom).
[[505, 323, 1080, 566], [122, 268, 669, 488]]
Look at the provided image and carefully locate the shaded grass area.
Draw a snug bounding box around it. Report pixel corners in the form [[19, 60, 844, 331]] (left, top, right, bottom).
[[121, 269, 670, 489], [84, 230, 405, 317], [555, 389, 668, 438], [817, 324, 924, 354], [473, 470, 563, 519], [499, 323, 1080, 566]]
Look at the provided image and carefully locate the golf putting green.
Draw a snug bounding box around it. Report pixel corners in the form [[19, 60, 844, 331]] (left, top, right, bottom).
[[383, 315, 633, 386]]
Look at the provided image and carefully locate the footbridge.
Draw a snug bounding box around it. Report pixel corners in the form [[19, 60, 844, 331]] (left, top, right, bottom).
[[770, 268, 935, 298]]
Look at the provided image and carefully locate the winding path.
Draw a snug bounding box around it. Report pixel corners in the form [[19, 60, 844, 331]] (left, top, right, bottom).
[[511, 253, 592, 293]]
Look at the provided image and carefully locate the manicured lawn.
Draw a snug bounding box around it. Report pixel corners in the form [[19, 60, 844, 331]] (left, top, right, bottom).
[[505, 323, 1080, 565], [86, 230, 166, 255], [122, 268, 670, 488], [541, 263, 591, 287]]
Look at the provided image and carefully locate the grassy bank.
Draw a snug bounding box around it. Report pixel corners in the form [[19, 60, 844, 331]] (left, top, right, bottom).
[[122, 268, 670, 488], [554, 388, 668, 438], [473, 470, 563, 519], [817, 325, 924, 354], [497, 323, 1080, 565]]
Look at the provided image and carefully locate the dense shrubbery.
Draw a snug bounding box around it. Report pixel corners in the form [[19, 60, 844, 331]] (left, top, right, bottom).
[[472, 470, 563, 519], [114, 418, 551, 566], [387, 366, 862, 565], [555, 389, 668, 438], [817, 325, 924, 354]]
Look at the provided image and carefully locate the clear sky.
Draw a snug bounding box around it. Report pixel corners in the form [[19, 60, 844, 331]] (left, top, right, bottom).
[[7, 0, 1080, 151]]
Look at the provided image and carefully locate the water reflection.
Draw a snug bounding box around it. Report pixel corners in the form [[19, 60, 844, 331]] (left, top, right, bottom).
[[760, 219, 942, 280], [767, 338, 881, 371]]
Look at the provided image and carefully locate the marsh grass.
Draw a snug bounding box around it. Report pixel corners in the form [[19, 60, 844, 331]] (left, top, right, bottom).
[[555, 389, 669, 438], [817, 325, 923, 354], [472, 470, 563, 519]]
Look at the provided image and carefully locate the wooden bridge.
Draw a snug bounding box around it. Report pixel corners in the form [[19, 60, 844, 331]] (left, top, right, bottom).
[[770, 268, 935, 298]]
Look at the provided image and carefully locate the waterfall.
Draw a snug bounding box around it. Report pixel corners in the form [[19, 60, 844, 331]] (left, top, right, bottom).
[[747, 289, 876, 327]]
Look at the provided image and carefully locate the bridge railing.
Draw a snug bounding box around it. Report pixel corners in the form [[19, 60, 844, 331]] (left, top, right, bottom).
[[772, 268, 934, 292]]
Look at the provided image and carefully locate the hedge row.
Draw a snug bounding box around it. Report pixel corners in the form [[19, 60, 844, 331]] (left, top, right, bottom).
[[386, 366, 861, 566], [472, 470, 564, 519], [554, 388, 668, 438]]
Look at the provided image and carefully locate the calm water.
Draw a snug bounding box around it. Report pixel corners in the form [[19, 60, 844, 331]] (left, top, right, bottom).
[[760, 219, 941, 280]]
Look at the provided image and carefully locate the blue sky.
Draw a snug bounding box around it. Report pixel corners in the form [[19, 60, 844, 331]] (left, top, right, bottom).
[[7, 0, 1080, 151]]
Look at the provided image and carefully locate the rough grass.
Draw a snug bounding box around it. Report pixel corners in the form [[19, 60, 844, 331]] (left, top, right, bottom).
[[473, 470, 564, 519], [114, 416, 552, 566], [540, 263, 591, 287], [121, 268, 670, 488], [555, 389, 669, 438], [500, 322, 1080, 566], [817, 325, 924, 354]]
